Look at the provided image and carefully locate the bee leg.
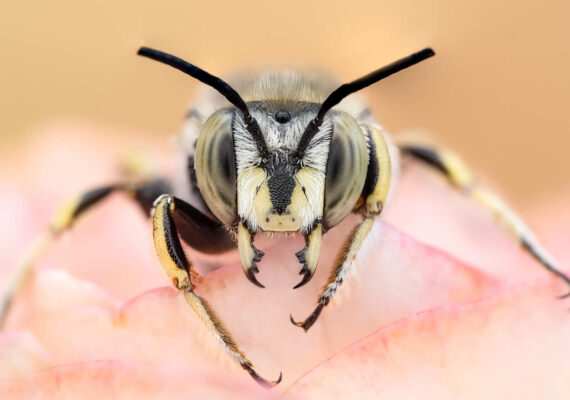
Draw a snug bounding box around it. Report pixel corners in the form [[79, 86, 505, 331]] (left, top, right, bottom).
[[291, 126, 392, 331], [399, 141, 570, 297], [0, 179, 171, 327], [237, 222, 266, 288], [290, 217, 375, 331], [293, 223, 323, 289], [170, 198, 237, 255], [153, 196, 281, 387]]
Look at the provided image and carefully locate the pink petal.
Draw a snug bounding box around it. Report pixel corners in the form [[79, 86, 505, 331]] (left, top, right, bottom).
[[287, 280, 570, 399], [0, 331, 50, 380], [41, 195, 165, 300], [5, 219, 498, 387], [0, 360, 277, 399], [0, 121, 173, 301], [385, 163, 542, 282], [0, 184, 42, 284], [3, 122, 567, 396]]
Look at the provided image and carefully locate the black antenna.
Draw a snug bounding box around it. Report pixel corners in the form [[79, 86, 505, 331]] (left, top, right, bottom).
[[296, 48, 435, 157], [138, 47, 269, 158]]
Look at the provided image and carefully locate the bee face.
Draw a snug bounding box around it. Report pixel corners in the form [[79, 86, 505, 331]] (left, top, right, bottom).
[[234, 101, 329, 233], [195, 100, 329, 232], [195, 100, 369, 233], [237, 154, 325, 233]]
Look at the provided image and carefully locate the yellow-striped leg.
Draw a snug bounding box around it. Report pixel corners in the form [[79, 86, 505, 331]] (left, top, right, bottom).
[[1, 184, 128, 326], [291, 125, 392, 331], [290, 217, 375, 331], [152, 195, 281, 387], [1, 176, 238, 329], [399, 141, 570, 297]]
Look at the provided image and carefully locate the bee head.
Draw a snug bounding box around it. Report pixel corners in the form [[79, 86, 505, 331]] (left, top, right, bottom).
[[194, 100, 335, 233], [137, 47, 434, 233]]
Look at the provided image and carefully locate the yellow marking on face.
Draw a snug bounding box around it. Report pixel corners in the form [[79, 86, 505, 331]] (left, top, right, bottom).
[[238, 166, 325, 232], [152, 197, 191, 290], [261, 178, 306, 231], [262, 213, 300, 231], [237, 167, 267, 230]]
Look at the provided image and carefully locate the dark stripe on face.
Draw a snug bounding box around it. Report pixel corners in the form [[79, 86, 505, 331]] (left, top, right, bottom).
[[267, 173, 296, 214]]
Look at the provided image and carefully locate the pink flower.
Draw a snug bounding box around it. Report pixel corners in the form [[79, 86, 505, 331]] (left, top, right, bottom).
[[1, 121, 569, 399]]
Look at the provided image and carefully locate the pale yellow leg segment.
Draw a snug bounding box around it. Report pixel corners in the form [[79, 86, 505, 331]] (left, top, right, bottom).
[[0, 234, 50, 326], [50, 194, 91, 234], [152, 196, 280, 387], [237, 222, 265, 288], [293, 223, 323, 289], [470, 187, 570, 295], [365, 125, 392, 214], [0, 186, 119, 328], [118, 150, 157, 181], [399, 141, 570, 296], [292, 125, 392, 331], [151, 195, 201, 289]]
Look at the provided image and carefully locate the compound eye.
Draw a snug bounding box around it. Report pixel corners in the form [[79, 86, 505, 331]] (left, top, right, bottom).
[[194, 109, 237, 225], [323, 114, 368, 228]]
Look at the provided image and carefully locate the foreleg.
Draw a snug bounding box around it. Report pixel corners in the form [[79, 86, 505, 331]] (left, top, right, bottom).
[[152, 195, 281, 387], [291, 125, 392, 331], [0, 180, 168, 326]]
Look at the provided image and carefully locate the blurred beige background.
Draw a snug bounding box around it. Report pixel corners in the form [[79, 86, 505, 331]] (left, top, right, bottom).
[[1, 0, 569, 203]]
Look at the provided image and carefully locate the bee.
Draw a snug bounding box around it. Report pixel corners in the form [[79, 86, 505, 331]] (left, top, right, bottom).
[[2, 46, 569, 387]]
